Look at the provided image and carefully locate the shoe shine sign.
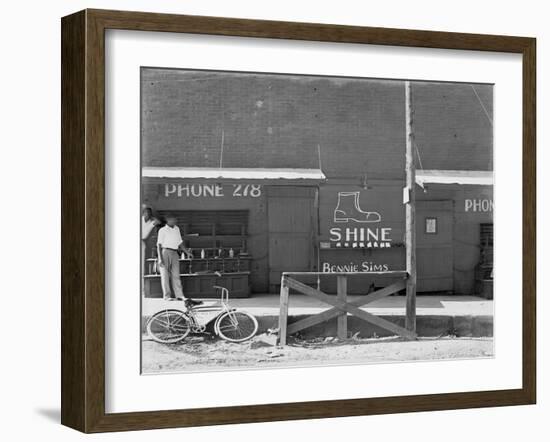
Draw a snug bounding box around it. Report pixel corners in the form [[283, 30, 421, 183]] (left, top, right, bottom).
[[329, 191, 392, 249]]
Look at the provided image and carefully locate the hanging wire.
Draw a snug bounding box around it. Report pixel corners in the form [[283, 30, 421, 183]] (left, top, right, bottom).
[[413, 140, 424, 170], [471, 85, 493, 127], [219, 128, 225, 169], [219, 100, 225, 169]]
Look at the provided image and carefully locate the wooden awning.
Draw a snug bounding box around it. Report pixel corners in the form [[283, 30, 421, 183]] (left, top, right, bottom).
[[142, 167, 326, 184], [415, 169, 493, 188]]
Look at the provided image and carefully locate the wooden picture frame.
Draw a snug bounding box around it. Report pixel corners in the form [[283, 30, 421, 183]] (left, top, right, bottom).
[[61, 9, 536, 433]]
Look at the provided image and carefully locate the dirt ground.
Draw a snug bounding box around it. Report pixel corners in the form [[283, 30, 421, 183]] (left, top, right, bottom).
[[141, 334, 494, 373]]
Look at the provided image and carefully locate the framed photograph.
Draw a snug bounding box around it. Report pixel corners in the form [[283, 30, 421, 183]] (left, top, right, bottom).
[[61, 9, 536, 432]]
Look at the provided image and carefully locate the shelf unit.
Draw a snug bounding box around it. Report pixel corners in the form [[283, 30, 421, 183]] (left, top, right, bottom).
[[144, 210, 251, 298], [474, 223, 493, 299], [143, 268, 251, 299], [150, 210, 249, 258], [145, 256, 252, 276]]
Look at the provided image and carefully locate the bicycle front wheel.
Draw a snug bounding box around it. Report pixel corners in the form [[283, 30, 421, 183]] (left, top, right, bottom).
[[216, 310, 258, 343], [146, 309, 191, 344]]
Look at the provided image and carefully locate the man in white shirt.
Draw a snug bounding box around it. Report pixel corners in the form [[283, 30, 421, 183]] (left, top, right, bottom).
[[156, 214, 201, 306], [141, 205, 160, 286]]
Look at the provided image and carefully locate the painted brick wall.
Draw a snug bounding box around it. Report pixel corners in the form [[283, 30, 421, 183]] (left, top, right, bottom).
[[141, 68, 493, 179], [412, 82, 493, 171]]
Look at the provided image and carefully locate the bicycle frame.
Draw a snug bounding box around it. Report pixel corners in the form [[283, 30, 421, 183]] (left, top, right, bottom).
[[185, 286, 235, 332]]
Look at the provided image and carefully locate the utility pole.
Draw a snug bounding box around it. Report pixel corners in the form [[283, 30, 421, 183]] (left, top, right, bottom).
[[405, 81, 417, 334]]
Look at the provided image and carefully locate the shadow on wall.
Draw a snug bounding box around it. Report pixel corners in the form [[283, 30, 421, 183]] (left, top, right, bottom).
[[35, 408, 60, 423]]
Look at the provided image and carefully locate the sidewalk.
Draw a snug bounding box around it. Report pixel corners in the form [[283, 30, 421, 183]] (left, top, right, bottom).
[[142, 294, 493, 337]]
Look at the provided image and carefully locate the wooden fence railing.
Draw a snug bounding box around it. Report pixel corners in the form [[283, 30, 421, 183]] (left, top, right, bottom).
[[278, 271, 415, 345]]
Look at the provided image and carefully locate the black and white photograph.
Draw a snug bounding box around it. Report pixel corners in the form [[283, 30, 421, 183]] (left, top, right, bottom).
[[140, 67, 494, 374], [1, 0, 544, 437]]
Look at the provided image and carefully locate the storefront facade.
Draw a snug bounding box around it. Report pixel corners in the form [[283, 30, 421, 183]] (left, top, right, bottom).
[[141, 69, 493, 298], [142, 170, 492, 297], [142, 171, 326, 297]]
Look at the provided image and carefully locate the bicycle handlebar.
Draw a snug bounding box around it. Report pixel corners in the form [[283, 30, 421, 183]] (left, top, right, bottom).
[[212, 273, 229, 302], [212, 285, 229, 303]]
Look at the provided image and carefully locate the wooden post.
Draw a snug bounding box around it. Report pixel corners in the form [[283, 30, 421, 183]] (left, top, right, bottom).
[[278, 276, 289, 345], [405, 81, 417, 334], [337, 275, 348, 339]]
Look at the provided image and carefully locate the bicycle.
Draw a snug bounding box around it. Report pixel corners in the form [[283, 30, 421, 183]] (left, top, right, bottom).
[[146, 281, 258, 344]]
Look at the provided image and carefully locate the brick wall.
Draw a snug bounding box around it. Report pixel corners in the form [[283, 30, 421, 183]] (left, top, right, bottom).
[[141, 68, 493, 179], [412, 82, 493, 171]]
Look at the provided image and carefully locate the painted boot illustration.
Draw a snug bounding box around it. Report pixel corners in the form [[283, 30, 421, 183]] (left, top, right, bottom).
[[333, 191, 381, 223]]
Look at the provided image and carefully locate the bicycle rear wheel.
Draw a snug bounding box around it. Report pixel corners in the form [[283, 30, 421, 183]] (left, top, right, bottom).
[[146, 309, 191, 344], [215, 310, 258, 343]]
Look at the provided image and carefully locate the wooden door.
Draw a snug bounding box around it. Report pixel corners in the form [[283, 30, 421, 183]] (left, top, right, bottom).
[[416, 200, 453, 292], [267, 186, 316, 291]]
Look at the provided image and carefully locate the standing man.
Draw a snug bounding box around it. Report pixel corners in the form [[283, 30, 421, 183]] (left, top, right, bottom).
[[157, 214, 201, 306], [142, 205, 160, 296]]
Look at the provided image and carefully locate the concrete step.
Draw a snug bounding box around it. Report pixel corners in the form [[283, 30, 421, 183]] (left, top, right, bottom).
[[141, 312, 493, 338]]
